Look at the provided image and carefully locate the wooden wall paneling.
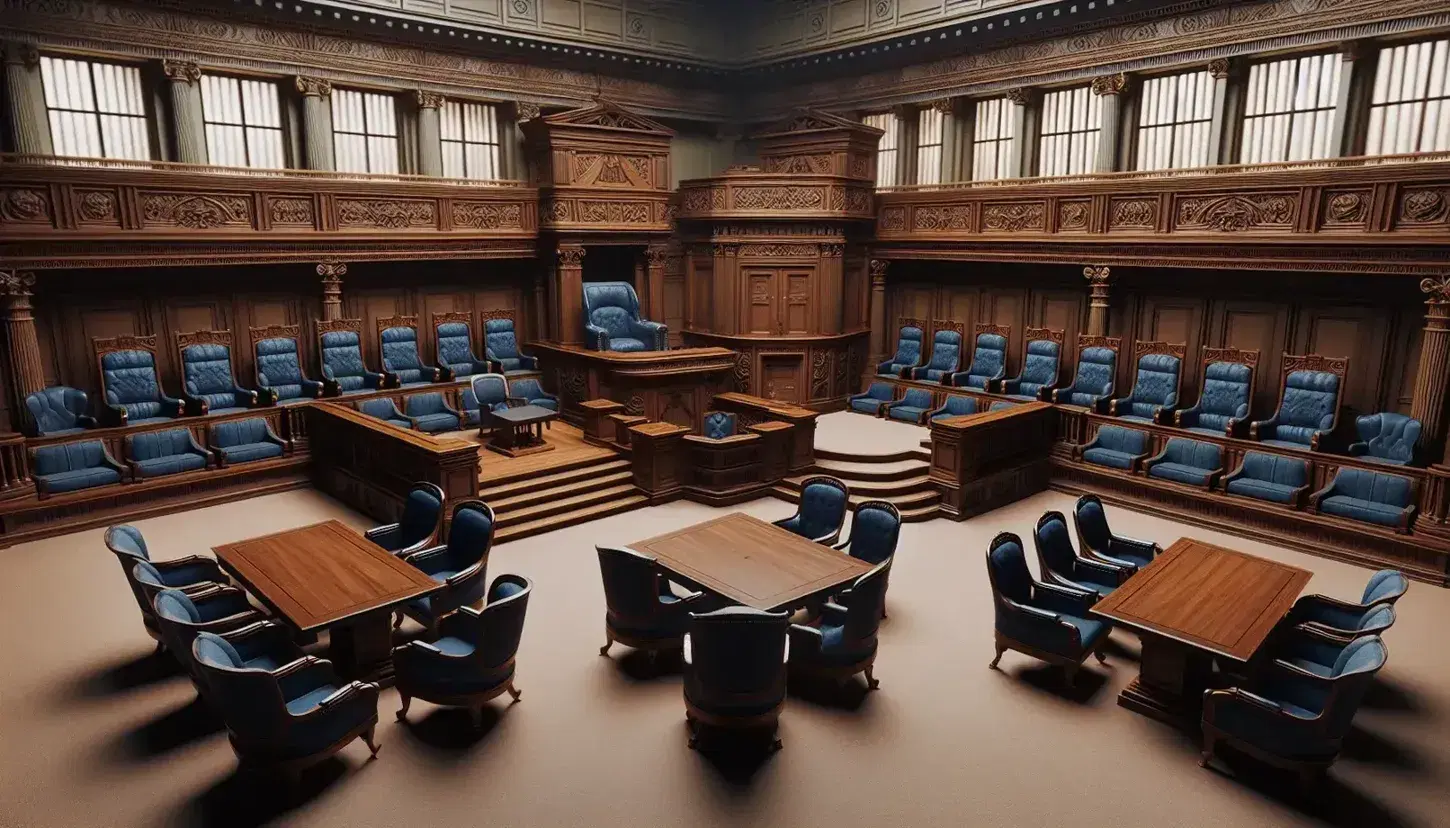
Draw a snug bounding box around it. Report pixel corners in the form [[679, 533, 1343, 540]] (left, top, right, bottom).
[[160, 300, 231, 389], [980, 287, 1026, 376], [892, 284, 936, 330], [1390, 309, 1422, 415], [1294, 305, 1389, 418], [1207, 299, 1291, 420], [663, 275, 685, 346], [1136, 294, 1206, 408], [842, 254, 866, 332], [419, 289, 475, 366]]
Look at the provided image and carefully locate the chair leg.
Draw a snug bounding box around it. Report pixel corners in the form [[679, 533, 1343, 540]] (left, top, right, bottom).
[[1094, 649, 1108, 664], [361, 725, 381, 758], [1199, 733, 1216, 768], [506, 680, 522, 702], [864, 666, 880, 691], [468, 706, 483, 728], [395, 694, 412, 722], [599, 632, 613, 657], [989, 643, 1005, 670], [392, 612, 403, 631]]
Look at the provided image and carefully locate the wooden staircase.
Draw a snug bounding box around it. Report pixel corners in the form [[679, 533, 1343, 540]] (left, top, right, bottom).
[[772, 446, 940, 522], [482, 454, 647, 543]]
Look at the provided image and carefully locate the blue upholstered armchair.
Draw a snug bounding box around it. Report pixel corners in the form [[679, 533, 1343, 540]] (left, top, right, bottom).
[[1251, 365, 1343, 451], [434, 318, 490, 378], [208, 417, 288, 466], [598, 545, 705, 659], [1224, 451, 1311, 506], [1348, 412, 1420, 466], [192, 634, 381, 779], [319, 325, 391, 394], [986, 532, 1110, 684], [1143, 437, 1224, 488], [582, 282, 668, 352], [1033, 511, 1130, 598], [848, 382, 896, 415], [989, 400, 1016, 411], [1176, 361, 1253, 437], [950, 331, 1008, 390], [252, 330, 323, 404], [358, 398, 414, 430], [1051, 345, 1117, 410], [25, 386, 96, 436], [789, 559, 890, 691], [178, 335, 258, 415], [124, 427, 213, 479], [189, 621, 305, 686], [107, 523, 226, 647], [1109, 350, 1182, 423], [834, 500, 901, 565], [394, 574, 531, 726], [96, 338, 184, 426], [404, 392, 462, 434], [1077, 425, 1150, 471], [994, 334, 1061, 400], [700, 411, 738, 440], [508, 377, 557, 411], [928, 394, 977, 421], [1200, 635, 1387, 788], [774, 476, 849, 545], [31, 440, 125, 495], [151, 585, 266, 680], [683, 606, 790, 750], [470, 374, 520, 430], [877, 325, 924, 376], [1286, 570, 1408, 640], [365, 482, 445, 556], [395, 500, 494, 637], [1072, 494, 1159, 571], [909, 329, 963, 383], [885, 387, 935, 423], [1310, 468, 1417, 532], [483, 317, 538, 373], [380, 321, 445, 386]]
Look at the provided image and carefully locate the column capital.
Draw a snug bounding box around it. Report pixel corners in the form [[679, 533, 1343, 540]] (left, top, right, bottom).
[[2, 42, 40, 68], [713, 243, 739, 258], [644, 244, 669, 266], [514, 101, 541, 122], [869, 259, 891, 277], [415, 90, 445, 110], [316, 260, 347, 282], [928, 98, 957, 114], [556, 245, 586, 266], [1207, 58, 1231, 79], [1091, 72, 1128, 97], [821, 243, 845, 258], [0, 269, 36, 298], [1004, 87, 1030, 106], [295, 75, 333, 98], [1083, 265, 1113, 286], [1421, 275, 1450, 305], [161, 59, 201, 85]]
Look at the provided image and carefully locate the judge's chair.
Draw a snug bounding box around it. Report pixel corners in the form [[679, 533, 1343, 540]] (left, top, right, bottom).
[[251, 326, 324, 404], [177, 331, 258, 415], [582, 282, 668, 352]]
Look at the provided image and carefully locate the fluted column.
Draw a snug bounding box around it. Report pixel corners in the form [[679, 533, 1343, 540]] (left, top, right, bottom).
[[318, 261, 346, 321], [162, 59, 206, 164], [295, 76, 335, 172], [1092, 73, 1127, 173], [868, 259, 890, 374], [1005, 87, 1029, 179], [553, 245, 586, 346], [3, 43, 51, 155], [1206, 59, 1232, 166], [415, 90, 444, 178], [1414, 276, 1450, 458], [1084, 266, 1113, 337], [643, 244, 669, 329], [1, 270, 46, 432], [504, 101, 539, 181]]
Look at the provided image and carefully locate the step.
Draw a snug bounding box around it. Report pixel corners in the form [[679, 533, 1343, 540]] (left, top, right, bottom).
[[494, 493, 649, 543], [770, 485, 940, 512], [494, 483, 639, 526], [483, 451, 621, 488], [898, 504, 940, 523], [481, 458, 631, 500], [785, 474, 934, 498], [814, 446, 931, 464], [488, 470, 635, 511], [813, 457, 930, 482]]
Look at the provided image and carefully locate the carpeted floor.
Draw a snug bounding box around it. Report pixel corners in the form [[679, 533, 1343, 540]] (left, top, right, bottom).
[[813, 410, 929, 455], [1, 487, 1446, 828]]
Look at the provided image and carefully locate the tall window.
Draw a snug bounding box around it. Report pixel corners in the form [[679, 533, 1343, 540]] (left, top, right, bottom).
[[915, 106, 944, 186], [1038, 86, 1100, 176], [972, 97, 1017, 180], [1366, 39, 1450, 156], [199, 75, 285, 169], [1136, 70, 1215, 171], [39, 56, 150, 160], [331, 88, 398, 174], [863, 112, 897, 187], [441, 100, 502, 179], [1241, 54, 1341, 164]]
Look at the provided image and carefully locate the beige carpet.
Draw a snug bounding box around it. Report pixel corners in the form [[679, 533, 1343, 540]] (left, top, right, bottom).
[[814, 410, 929, 456], [0, 487, 1445, 828]]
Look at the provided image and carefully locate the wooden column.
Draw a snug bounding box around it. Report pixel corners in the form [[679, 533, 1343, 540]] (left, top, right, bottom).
[[1084, 266, 1113, 337], [643, 244, 669, 326], [552, 244, 586, 346], [318, 261, 346, 321], [1, 270, 45, 432], [1206, 59, 1231, 166], [296, 76, 335, 172], [868, 259, 889, 378], [1007, 87, 1030, 179], [1092, 73, 1127, 173], [415, 91, 444, 177], [1414, 276, 1450, 459], [162, 59, 206, 165], [3, 43, 51, 155]]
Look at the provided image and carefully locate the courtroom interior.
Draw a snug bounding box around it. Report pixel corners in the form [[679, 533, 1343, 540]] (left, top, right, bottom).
[[1, 0, 1448, 826]]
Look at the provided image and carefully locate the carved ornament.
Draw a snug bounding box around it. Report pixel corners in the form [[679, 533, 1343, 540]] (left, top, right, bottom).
[[733, 186, 825, 211], [93, 334, 159, 356], [415, 90, 445, 110], [515, 101, 541, 122], [644, 245, 669, 267], [269, 197, 314, 225], [914, 205, 973, 232], [1283, 353, 1349, 378], [820, 243, 844, 258], [1004, 87, 1030, 105], [1325, 191, 1367, 225], [141, 193, 250, 229], [1207, 58, 1230, 79], [1092, 73, 1127, 96], [763, 154, 833, 175], [294, 76, 333, 98], [2, 43, 41, 68], [739, 243, 818, 258], [176, 329, 233, 350], [1176, 194, 1295, 231], [1024, 327, 1066, 345], [1400, 189, 1448, 224], [878, 206, 907, 232], [1132, 340, 1188, 359], [982, 202, 1045, 232], [249, 324, 301, 345], [75, 190, 117, 224], [1110, 198, 1157, 229], [0, 188, 50, 223], [316, 260, 347, 281], [315, 317, 362, 336], [0, 270, 36, 297], [975, 322, 1012, 339], [161, 59, 200, 84], [1058, 201, 1089, 231], [480, 309, 516, 322], [337, 199, 435, 229], [1083, 265, 1112, 285], [451, 201, 524, 229], [1202, 346, 1260, 369], [1421, 276, 1450, 305], [1076, 335, 1121, 353], [556, 246, 586, 266]]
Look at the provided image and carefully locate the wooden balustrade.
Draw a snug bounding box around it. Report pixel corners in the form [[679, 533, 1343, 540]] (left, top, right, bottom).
[[928, 401, 1056, 519], [0, 432, 32, 498]]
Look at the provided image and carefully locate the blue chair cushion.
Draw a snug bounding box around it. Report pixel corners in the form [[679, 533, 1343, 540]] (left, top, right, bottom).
[[1318, 469, 1414, 527], [320, 330, 372, 392], [959, 333, 1007, 389], [703, 412, 736, 439], [181, 342, 244, 408], [219, 441, 284, 464], [26, 386, 92, 435], [381, 326, 430, 385], [1082, 425, 1147, 470], [817, 623, 877, 665], [1264, 370, 1340, 445], [1061, 347, 1116, 407], [35, 465, 122, 492], [1002, 339, 1060, 399], [931, 395, 977, 421], [127, 428, 207, 478], [1351, 412, 1420, 465], [879, 326, 923, 374], [1147, 438, 1221, 486], [913, 330, 961, 383]]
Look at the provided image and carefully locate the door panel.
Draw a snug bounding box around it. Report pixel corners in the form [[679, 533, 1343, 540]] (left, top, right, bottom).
[[783, 271, 811, 334], [762, 356, 802, 404], [746, 270, 776, 335]]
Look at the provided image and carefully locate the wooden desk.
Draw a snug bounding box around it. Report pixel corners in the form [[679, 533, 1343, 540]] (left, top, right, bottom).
[[1091, 537, 1311, 724], [214, 519, 440, 684], [486, 404, 557, 457], [629, 512, 873, 611]]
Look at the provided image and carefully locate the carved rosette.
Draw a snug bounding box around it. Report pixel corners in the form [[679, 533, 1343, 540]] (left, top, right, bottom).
[[162, 59, 201, 84], [295, 76, 333, 98], [878, 206, 907, 232], [0, 188, 51, 224], [1208, 58, 1230, 79]]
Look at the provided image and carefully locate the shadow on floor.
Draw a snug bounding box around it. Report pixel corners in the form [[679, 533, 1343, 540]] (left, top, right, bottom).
[[1203, 749, 1414, 828], [1361, 678, 1428, 714], [606, 648, 684, 683], [113, 695, 225, 760], [1008, 662, 1111, 705], [1340, 724, 1429, 773], [70, 647, 182, 700], [397, 704, 507, 755], [167, 759, 356, 828], [787, 675, 873, 712], [688, 722, 780, 790]]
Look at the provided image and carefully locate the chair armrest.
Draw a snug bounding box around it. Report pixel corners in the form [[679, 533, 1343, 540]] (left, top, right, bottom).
[[320, 376, 341, 397], [1248, 413, 1279, 441], [1033, 581, 1097, 615], [1307, 481, 1336, 512], [160, 394, 186, 418], [1309, 428, 1330, 452], [101, 402, 128, 428], [1090, 393, 1113, 414], [180, 392, 209, 417], [1107, 396, 1126, 416], [364, 523, 402, 549], [1142, 445, 1171, 471], [809, 527, 842, 545], [517, 354, 539, 370], [1074, 556, 1131, 585], [301, 378, 325, 398], [253, 385, 279, 406], [1111, 536, 1159, 559], [316, 680, 380, 710], [444, 560, 484, 587], [219, 620, 297, 661], [274, 656, 340, 701], [584, 323, 610, 351], [1293, 593, 1369, 617], [787, 623, 824, 658], [1207, 687, 1285, 715], [234, 386, 260, 408], [1173, 405, 1198, 427], [1346, 442, 1368, 457], [184, 430, 215, 466], [152, 554, 226, 579], [876, 358, 896, 375], [401, 542, 448, 567]]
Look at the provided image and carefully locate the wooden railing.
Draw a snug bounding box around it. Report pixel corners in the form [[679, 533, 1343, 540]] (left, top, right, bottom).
[[928, 401, 1055, 519]]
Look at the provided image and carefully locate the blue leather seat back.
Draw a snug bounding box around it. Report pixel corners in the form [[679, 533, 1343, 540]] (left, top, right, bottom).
[[936, 396, 976, 417], [864, 382, 893, 400], [1066, 347, 1116, 405], [987, 538, 1034, 605], [1034, 515, 1077, 576], [26, 386, 90, 434], [1362, 570, 1408, 605], [444, 504, 494, 571], [964, 333, 1008, 388], [583, 282, 645, 345], [181, 343, 237, 404], [1272, 370, 1340, 443], [473, 576, 531, 668], [1322, 637, 1387, 738], [484, 319, 525, 369], [797, 481, 849, 539], [703, 411, 736, 439], [400, 487, 443, 545], [381, 326, 425, 379], [597, 546, 664, 619], [899, 388, 933, 409], [471, 374, 509, 409], [510, 378, 548, 401], [1123, 353, 1181, 417], [255, 337, 305, 397], [848, 505, 900, 564], [1331, 469, 1413, 508], [1095, 425, 1148, 455], [885, 326, 923, 370], [359, 398, 403, 421], [404, 392, 448, 416], [129, 428, 197, 461], [1240, 451, 1309, 487], [687, 606, 788, 698], [918, 330, 962, 381], [1193, 362, 1253, 430], [1160, 437, 1222, 469], [193, 634, 290, 740], [1074, 498, 1111, 553], [212, 417, 269, 448], [1354, 412, 1421, 464], [320, 330, 368, 390], [436, 322, 479, 374], [1016, 340, 1060, 396], [102, 349, 164, 416], [33, 440, 110, 475]]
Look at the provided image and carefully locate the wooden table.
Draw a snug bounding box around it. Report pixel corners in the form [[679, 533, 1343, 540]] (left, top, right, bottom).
[[629, 512, 874, 611], [214, 520, 441, 684], [1091, 537, 1311, 724], [485, 404, 557, 457]]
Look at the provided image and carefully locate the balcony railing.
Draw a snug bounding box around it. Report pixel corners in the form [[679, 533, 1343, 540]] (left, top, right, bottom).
[[0, 153, 528, 188]]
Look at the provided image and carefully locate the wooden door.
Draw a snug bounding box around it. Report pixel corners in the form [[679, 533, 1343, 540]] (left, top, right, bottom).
[[761, 355, 802, 404], [783, 270, 811, 334], [746, 269, 777, 335]]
